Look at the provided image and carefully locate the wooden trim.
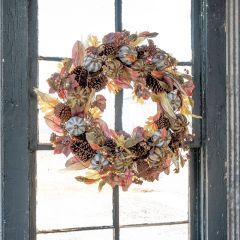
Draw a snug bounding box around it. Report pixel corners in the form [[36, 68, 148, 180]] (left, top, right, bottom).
[[226, 0, 240, 239]]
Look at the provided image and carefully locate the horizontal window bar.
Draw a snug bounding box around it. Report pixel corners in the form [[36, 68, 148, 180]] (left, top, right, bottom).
[[38, 56, 64, 61], [38, 56, 192, 66], [37, 220, 188, 235], [37, 225, 114, 235], [121, 220, 189, 229], [37, 143, 53, 150]]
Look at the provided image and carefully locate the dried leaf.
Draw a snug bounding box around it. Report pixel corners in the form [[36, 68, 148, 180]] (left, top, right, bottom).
[[180, 155, 186, 168], [87, 35, 101, 47], [96, 119, 112, 138], [182, 80, 195, 96], [138, 31, 158, 38], [44, 112, 63, 133], [89, 106, 102, 119], [107, 79, 121, 93], [72, 40, 85, 67], [75, 176, 100, 184], [113, 77, 132, 89], [129, 37, 145, 46], [92, 95, 106, 112], [152, 92, 176, 120], [34, 89, 60, 114], [65, 157, 91, 170], [98, 179, 107, 192]]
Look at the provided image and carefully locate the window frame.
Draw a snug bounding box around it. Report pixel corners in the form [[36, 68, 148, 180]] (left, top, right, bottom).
[[2, 0, 239, 239]]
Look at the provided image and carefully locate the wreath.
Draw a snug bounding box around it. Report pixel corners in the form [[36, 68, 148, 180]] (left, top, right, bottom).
[[35, 30, 196, 191]]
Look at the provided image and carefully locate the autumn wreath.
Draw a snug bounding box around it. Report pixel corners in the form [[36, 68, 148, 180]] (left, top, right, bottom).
[[36, 30, 196, 191]]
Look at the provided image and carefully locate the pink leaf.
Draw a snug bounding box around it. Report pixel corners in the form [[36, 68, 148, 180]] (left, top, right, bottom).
[[62, 146, 72, 157], [113, 77, 132, 89], [182, 80, 195, 96], [72, 41, 85, 67], [93, 95, 106, 112], [163, 75, 174, 90], [65, 157, 91, 170], [44, 114, 63, 133], [96, 119, 112, 138]]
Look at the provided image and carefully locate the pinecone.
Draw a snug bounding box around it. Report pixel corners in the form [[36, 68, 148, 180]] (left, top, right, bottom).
[[100, 43, 118, 56], [155, 115, 170, 129], [70, 135, 95, 162], [137, 45, 157, 58], [54, 103, 72, 122], [137, 160, 150, 174], [130, 141, 150, 160], [170, 132, 183, 150], [88, 74, 108, 92], [71, 66, 88, 87], [146, 74, 164, 93], [104, 138, 117, 154]]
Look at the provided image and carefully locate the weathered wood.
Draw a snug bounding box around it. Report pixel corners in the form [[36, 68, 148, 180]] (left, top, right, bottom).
[[1, 0, 38, 239], [226, 0, 240, 239], [200, 0, 228, 239], [28, 0, 38, 240]]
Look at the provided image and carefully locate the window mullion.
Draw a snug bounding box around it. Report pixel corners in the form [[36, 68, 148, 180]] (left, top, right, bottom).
[[113, 1, 122, 240]]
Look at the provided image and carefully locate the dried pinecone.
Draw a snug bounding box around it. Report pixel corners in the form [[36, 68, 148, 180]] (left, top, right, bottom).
[[88, 74, 108, 92], [99, 43, 118, 56], [70, 134, 95, 162], [137, 44, 157, 58], [170, 132, 183, 150], [146, 74, 164, 93], [104, 138, 117, 154], [130, 141, 150, 160], [71, 66, 88, 87], [54, 103, 72, 122], [155, 115, 170, 129]]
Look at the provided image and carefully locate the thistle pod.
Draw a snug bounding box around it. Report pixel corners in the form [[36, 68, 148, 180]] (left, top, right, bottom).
[[84, 54, 102, 72], [65, 116, 86, 136], [91, 153, 109, 171], [152, 129, 172, 147], [167, 91, 182, 111], [118, 46, 138, 65]]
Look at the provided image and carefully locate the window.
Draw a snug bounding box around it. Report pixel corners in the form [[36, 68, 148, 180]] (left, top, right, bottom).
[[2, 0, 238, 239], [36, 1, 192, 239]]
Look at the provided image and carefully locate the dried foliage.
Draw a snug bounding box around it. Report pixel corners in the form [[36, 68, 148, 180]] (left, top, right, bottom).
[[35, 31, 198, 191]]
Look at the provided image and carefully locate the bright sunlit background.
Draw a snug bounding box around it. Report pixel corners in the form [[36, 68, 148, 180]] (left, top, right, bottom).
[[37, 1, 191, 239]]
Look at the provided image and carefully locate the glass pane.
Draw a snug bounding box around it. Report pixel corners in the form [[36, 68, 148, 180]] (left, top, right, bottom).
[[38, 61, 115, 143], [37, 230, 113, 240], [122, 0, 191, 61], [122, 89, 156, 134], [38, 61, 59, 143], [120, 165, 189, 224], [36, 151, 113, 231], [121, 224, 188, 240], [39, 0, 114, 57]]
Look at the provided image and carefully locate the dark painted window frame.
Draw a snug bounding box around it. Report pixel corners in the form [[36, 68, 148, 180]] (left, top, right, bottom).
[[1, 0, 239, 239]]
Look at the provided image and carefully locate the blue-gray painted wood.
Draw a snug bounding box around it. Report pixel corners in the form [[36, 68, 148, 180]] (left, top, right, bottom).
[[113, 1, 122, 240], [1, 0, 38, 239], [198, 0, 228, 239], [226, 0, 240, 239]]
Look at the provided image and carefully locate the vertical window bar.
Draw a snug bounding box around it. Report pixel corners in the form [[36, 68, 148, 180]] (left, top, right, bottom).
[[113, 1, 122, 240]]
